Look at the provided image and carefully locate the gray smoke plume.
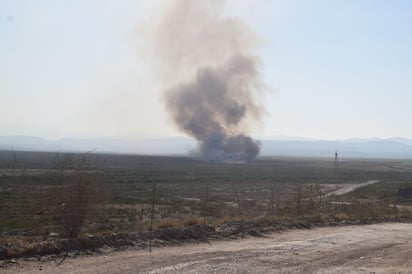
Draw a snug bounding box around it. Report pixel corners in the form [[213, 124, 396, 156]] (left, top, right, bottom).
[[147, 0, 264, 162]]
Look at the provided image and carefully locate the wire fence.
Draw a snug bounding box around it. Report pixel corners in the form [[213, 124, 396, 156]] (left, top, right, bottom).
[[1, 175, 409, 238]]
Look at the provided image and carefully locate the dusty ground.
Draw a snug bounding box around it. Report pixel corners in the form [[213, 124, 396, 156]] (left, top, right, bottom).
[[325, 180, 380, 197], [3, 223, 412, 274]]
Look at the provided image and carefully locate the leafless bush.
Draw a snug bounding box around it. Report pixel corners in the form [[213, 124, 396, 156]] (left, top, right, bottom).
[[44, 154, 104, 238]]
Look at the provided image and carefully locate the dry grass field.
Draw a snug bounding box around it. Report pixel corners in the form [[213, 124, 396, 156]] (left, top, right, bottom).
[[1, 150, 412, 260]]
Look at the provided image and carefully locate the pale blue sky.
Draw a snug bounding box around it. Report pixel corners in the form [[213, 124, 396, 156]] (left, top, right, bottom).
[[1, 0, 411, 140]]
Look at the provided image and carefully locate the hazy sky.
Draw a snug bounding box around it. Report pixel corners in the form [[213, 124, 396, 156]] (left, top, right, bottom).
[[1, 0, 411, 140]]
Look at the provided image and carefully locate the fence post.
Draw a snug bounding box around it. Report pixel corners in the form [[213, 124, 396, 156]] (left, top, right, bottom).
[[149, 183, 157, 253], [271, 186, 274, 222], [236, 192, 244, 239], [203, 186, 209, 225]]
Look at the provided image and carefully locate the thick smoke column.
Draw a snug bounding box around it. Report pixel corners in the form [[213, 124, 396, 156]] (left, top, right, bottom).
[[148, 0, 264, 162], [165, 54, 261, 162]]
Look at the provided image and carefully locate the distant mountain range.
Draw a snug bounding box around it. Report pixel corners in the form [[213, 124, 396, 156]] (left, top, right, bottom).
[[0, 135, 195, 155], [1, 135, 412, 159], [260, 138, 412, 158]]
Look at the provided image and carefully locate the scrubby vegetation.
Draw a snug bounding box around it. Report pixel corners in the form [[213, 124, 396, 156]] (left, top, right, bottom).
[[1, 151, 412, 259]]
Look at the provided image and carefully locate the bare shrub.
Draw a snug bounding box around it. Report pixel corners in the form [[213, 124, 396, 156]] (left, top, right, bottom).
[[44, 154, 104, 238]]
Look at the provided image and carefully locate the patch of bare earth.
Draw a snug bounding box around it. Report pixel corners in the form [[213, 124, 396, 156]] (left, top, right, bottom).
[[2, 223, 412, 274], [325, 180, 380, 197]]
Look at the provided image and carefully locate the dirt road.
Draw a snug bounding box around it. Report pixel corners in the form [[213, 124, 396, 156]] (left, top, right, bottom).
[[326, 180, 380, 197], [3, 223, 412, 274]]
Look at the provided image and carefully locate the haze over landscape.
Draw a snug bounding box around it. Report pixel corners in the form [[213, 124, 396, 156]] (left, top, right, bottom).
[[3, 135, 412, 159], [2, 0, 412, 157]]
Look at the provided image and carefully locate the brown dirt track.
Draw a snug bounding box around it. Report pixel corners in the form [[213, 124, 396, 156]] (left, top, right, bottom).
[[3, 222, 412, 274]]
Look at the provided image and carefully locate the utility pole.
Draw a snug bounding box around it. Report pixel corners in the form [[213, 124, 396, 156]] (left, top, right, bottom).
[[334, 151, 339, 169]]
